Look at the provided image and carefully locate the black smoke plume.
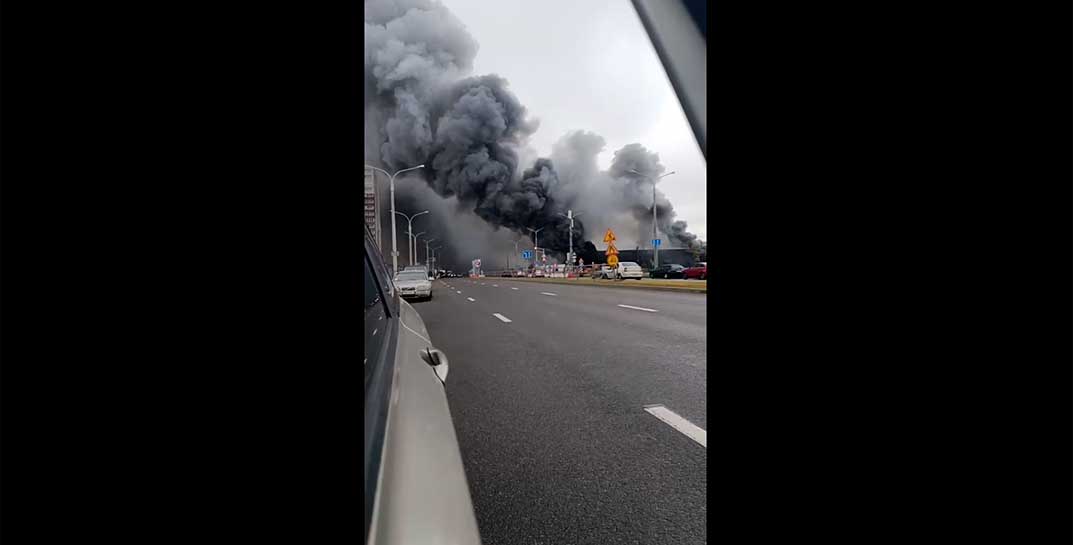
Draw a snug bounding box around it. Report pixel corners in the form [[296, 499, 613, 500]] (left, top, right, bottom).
[[365, 0, 702, 267]]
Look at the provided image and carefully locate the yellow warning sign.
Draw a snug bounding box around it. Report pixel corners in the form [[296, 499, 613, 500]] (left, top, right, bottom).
[[605, 244, 619, 256], [607, 255, 619, 267], [603, 229, 616, 244]]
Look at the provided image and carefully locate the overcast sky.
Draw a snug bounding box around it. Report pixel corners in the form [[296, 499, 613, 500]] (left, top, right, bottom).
[[441, 0, 706, 241]]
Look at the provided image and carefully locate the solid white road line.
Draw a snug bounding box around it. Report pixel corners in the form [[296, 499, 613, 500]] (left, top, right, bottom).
[[492, 313, 512, 323], [540, 292, 558, 296], [467, 297, 475, 302], [643, 405, 706, 448], [618, 304, 658, 313]]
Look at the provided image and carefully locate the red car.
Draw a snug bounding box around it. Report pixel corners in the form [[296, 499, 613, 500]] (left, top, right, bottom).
[[683, 262, 707, 280]]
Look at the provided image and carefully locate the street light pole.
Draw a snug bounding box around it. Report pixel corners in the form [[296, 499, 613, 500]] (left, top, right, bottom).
[[393, 210, 429, 268], [629, 169, 676, 268], [365, 163, 425, 274], [527, 226, 545, 267], [558, 210, 583, 270], [430, 245, 442, 274], [411, 232, 427, 266], [424, 238, 436, 267]]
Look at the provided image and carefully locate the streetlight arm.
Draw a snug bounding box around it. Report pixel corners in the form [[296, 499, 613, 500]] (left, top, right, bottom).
[[395, 164, 426, 177]]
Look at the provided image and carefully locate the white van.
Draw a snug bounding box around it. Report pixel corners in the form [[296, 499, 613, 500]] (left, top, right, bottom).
[[595, 262, 643, 279]]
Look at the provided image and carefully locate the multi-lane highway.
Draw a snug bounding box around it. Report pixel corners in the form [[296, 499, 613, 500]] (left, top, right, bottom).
[[412, 277, 707, 545]]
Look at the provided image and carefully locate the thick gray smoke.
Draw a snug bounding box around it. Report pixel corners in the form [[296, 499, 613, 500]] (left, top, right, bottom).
[[364, 0, 702, 268]]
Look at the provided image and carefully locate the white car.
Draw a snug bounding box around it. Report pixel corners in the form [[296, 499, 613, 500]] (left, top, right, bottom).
[[617, 262, 644, 279], [595, 262, 644, 279], [394, 270, 433, 300]]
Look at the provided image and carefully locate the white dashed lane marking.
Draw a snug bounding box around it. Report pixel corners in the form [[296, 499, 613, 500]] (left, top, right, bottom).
[[618, 304, 658, 313], [643, 405, 707, 448], [467, 297, 475, 302], [540, 292, 558, 297], [492, 313, 512, 323], [511, 287, 519, 290]]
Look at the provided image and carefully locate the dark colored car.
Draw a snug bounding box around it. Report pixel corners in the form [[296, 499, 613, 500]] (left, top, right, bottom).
[[364, 225, 480, 544], [683, 262, 707, 280], [649, 264, 686, 279]]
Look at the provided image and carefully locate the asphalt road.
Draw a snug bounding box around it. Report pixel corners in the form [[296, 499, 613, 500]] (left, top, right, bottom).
[[410, 277, 707, 545]]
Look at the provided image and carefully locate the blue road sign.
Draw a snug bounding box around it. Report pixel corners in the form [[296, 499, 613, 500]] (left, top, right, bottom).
[[522, 250, 532, 259], [653, 238, 662, 247]]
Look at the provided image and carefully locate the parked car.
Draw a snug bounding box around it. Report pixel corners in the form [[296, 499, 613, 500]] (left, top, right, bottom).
[[514, 270, 525, 277], [364, 224, 479, 545], [683, 262, 707, 280], [394, 270, 433, 300], [617, 261, 644, 279], [650, 264, 686, 279], [592, 262, 642, 279]]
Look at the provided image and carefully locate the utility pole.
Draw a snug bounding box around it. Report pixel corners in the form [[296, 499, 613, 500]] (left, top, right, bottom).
[[628, 169, 675, 268], [365, 163, 425, 274]]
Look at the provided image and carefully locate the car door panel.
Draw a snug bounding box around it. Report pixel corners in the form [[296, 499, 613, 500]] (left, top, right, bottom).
[[368, 299, 481, 545]]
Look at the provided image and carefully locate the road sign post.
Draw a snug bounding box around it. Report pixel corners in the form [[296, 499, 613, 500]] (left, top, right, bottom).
[[603, 228, 620, 279]]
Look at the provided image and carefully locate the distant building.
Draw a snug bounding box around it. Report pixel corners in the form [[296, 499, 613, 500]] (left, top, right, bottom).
[[364, 167, 380, 249]]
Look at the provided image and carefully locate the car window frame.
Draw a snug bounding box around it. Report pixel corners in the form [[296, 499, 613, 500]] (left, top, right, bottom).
[[363, 227, 400, 543]]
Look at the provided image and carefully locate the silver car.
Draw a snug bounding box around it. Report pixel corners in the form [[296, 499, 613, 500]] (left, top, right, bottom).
[[364, 226, 480, 545], [393, 270, 433, 300]]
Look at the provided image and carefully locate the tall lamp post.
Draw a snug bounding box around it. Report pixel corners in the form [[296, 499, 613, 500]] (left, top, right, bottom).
[[558, 210, 583, 269], [430, 245, 442, 274], [527, 226, 545, 268], [423, 237, 436, 267], [364, 163, 426, 274], [628, 169, 676, 268], [410, 231, 427, 266], [392, 210, 429, 268]]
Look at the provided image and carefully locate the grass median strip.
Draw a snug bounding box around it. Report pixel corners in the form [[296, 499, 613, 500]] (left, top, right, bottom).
[[494, 277, 706, 293]]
